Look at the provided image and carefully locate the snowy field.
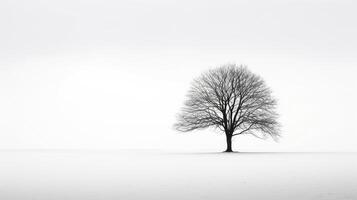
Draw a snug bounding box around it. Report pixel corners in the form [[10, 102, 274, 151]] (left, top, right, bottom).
[[0, 150, 356, 200]]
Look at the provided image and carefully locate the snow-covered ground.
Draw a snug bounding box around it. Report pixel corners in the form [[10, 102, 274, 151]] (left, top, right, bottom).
[[0, 150, 356, 200]]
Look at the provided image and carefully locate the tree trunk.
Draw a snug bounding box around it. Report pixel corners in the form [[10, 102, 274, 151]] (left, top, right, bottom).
[[225, 133, 233, 152]]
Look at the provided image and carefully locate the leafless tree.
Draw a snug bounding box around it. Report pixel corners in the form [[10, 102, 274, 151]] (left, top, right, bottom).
[[174, 64, 280, 152]]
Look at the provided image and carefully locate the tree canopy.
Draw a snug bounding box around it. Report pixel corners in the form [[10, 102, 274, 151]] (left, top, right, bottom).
[[174, 64, 280, 152]]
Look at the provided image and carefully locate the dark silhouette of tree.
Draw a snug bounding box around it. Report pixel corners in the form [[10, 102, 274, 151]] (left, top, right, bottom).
[[174, 64, 280, 152]]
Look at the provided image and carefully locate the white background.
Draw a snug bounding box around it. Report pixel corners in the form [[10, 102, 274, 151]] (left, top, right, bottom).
[[1, 0, 357, 152]]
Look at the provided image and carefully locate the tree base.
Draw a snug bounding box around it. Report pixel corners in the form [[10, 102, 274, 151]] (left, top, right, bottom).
[[224, 150, 235, 153]]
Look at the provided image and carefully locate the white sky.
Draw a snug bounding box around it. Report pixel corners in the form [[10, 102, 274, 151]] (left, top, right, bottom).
[[0, 0, 356, 152]]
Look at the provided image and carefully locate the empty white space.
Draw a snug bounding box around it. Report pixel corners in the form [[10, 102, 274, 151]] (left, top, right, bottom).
[[1, 151, 357, 200]]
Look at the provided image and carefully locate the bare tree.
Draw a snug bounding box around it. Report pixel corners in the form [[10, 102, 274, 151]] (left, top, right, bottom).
[[174, 64, 280, 152]]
